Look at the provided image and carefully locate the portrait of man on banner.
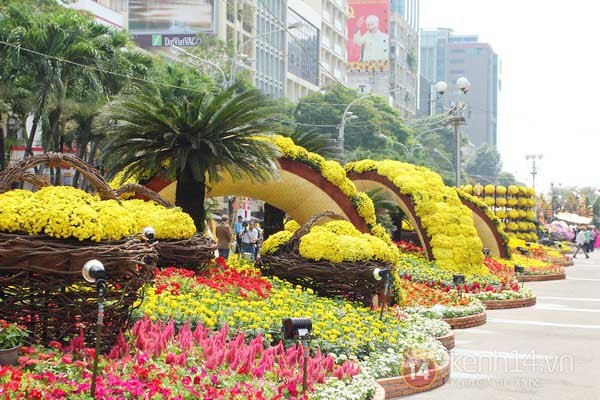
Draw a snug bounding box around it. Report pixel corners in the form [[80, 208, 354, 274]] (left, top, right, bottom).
[[353, 14, 389, 62], [346, 0, 390, 72]]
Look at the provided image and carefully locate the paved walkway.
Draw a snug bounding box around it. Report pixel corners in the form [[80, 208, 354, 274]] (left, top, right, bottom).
[[407, 252, 600, 400]]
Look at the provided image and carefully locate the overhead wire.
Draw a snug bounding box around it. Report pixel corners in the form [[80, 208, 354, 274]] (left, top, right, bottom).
[[0, 39, 218, 94]]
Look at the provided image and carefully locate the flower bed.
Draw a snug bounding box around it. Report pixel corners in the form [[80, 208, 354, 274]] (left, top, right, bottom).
[[136, 258, 448, 371], [471, 287, 534, 302], [471, 287, 536, 310], [0, 318, 375, 399], [376, 358, 451, 399], [402, 301, 486, 320], [396, 254, 500, 288], [517, 271, 566, 282], [442, 312, 487, 329], [394, 241, 425, 255], [480, 296, 537, 310], [435, 331, 455, 351]]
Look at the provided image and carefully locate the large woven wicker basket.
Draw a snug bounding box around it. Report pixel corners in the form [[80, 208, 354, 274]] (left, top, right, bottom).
[[256, 212, 391, 306], [0, 153, 160, 349], [114, 183, 217, 268]]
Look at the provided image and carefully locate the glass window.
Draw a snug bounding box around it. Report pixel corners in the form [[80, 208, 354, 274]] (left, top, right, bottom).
[[287, 8, 319, 85]]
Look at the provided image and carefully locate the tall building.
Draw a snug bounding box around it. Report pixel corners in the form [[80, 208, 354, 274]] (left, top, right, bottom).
[[419, 31, 500, 147], [418, 28, 451, 115], [319, 0, 348, 87], [66, 0, 125, 28], [66, 0, 333, 101], [286, 0, 321, 102], [255, 0, 288, 98], [447, 35, 499, 147], [345, 0, 420, 118], [388, 0, 419, 117]]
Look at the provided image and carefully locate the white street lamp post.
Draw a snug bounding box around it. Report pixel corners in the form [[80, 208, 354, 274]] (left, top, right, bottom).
[[229, 23, 301, 88], [338, 94, 370, 158], [436, 77, 470, 187], [171, 45, 228, 88], [338, 87, 407, 160], [525, 153, 543, 191]]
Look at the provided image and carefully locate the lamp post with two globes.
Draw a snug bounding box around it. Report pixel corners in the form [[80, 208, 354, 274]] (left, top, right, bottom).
[[525, 154, 543, 192], [433, 77, 471, 187]]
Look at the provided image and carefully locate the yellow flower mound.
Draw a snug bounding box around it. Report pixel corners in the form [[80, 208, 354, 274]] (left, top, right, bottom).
[[483, 196, 495, 206], [261, 230, 294, 255], [284, 219, 301, 232], [262, 220, 398, 264], [261, 135, 385, 241], [300, 222, 398, 264], [0, 186, 195, 241], [346, 160, 486, 275], [120, 200, 196, 239]]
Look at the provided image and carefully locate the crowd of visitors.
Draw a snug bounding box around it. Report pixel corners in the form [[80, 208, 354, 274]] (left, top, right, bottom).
[[573, 225, 598, 258], [215, 215, 263, 260]]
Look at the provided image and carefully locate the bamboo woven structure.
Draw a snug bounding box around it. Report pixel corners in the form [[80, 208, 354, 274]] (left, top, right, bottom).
[[0, 154, 158, 350], [0, 152, 118, 200], [116, 183, 173, 208], [256, 212, 390, 306], [155, 234, 217, 268], [114, 184, 217, 268]]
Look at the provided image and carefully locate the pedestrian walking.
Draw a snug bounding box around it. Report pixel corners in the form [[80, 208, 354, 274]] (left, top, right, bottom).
[[215, 215, 233, 259], [588, 227, 597, 253], [234, 216, 244, 254], [240, 221, 259, 260], [573, 226, 590, 259]]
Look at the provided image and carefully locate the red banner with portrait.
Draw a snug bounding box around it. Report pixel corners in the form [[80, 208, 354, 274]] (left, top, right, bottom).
[[347, 0, 389, 72]]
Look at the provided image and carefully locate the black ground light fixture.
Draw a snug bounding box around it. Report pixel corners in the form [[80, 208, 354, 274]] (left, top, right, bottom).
[[282, 318, 312, 393], [453, 274, 465, 298], [143, 226, 156, 244], [482, 248, 491, 256], [373, 268, 391, 320], [82, 260, 107, 399]]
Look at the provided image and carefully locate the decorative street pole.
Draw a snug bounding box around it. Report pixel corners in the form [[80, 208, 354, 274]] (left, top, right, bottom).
[[525, 154, 543, 192]]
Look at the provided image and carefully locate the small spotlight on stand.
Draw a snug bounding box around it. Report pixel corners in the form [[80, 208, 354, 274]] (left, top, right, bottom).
[[143, 226, 156, 244], [82, 260, 107, 399], [453, 274, 465, 299], [482, 248, 490, 256], [282, 318, 312, 393], [373, 268, 391, 320]]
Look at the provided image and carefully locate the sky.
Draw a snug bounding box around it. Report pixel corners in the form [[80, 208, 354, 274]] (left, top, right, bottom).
[[420, 0, 600, 196]]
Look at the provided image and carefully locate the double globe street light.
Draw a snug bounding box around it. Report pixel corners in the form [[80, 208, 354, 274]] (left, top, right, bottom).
[[434, 77, 471, 187]]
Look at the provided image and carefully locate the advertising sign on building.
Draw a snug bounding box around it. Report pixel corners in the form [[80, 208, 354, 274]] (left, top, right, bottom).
[[129, 0, 215, 47], [346, 0, 389, 72]]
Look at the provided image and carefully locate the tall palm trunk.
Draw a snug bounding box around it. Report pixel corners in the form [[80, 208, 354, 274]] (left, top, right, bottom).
[[25, 90, 48, 158], [25, 113, 41, 157], [175, 168, 206, 233]]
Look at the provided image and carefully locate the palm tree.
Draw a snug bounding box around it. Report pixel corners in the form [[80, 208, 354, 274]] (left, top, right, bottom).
[[98, 83, 281, 231], [0, 2, 150, 183]]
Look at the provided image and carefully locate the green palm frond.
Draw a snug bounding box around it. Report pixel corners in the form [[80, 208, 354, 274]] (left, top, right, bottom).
[[98, 82, 281, 185]]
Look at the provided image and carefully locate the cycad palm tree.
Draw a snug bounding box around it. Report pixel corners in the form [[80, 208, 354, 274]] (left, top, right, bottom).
[[98, 83, 281, 231]]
